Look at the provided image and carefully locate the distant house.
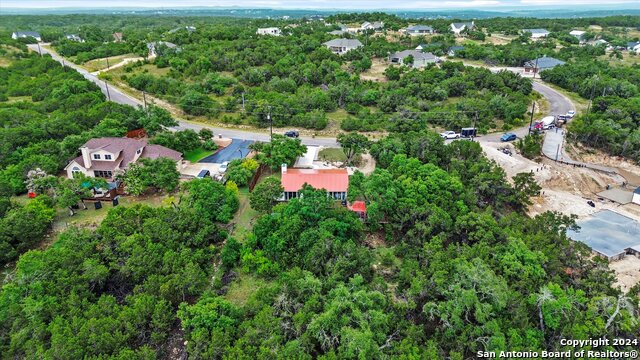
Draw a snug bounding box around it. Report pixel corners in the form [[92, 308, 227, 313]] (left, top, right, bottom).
[[523, 28, 550, 39], [65, 34, 84, 42], [256, 27, 282, 36], [361, 21, 384, 31], [524, 56, 566, 74], [11, 31, 42, 42], [329, 30, 347, 36], [64, 137, 182, 180], [169, 26, 196, 34], [147, 41, 179, 57], [628, 42, 640, 52], [405, 25, 435, 36], [323, 38, 363, 55], [389, 50, 438, 68], [280, 166, 349, 201], [569, 30, 586, 39], [113, 32, 124, 42], [450, 21, 475, 36], [415, 42, 441, 52], [633, 187, 640, 206], [590, 39, 610, 48], [448, 45, 465, 56], [347, 201, 367, 220]]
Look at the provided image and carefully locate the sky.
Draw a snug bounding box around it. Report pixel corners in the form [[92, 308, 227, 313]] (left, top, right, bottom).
[[2, 0, 639, 9]]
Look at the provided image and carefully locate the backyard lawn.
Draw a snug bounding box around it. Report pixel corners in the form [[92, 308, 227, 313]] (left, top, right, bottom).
[[52, 194, 169, 232], [319, 147, 348, 162]]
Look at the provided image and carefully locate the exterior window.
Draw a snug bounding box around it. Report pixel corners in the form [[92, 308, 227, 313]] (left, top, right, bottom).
[[105, 154, 112, 160], [71, 167, 81, 177], [93, 154, 101, 160], [137, 149, 142, 154], [94, 170, 113, 178]]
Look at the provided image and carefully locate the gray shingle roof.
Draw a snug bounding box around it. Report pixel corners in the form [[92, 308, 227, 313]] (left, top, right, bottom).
[[407, 25, 434, 32], [323, 38, 363, 48], [524, 56, 566, 70], [524, 28, 550, 35], [390, 50, 437, 62], [14, 31, 41, 38], [451, 22, 474, 30]]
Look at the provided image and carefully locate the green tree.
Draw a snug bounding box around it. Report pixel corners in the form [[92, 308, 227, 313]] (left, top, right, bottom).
[[512, 171, 542, 209], [181, 178, 239, 223], [0, 196, 55, 264], [120, 157, 180, 195], [337, 133, 371, 165], [249, 176, 283, 213], [250, 135, 307, 171]]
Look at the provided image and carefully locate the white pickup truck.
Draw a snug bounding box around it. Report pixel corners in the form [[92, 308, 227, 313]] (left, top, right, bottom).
[[440, 131, 460, 139]]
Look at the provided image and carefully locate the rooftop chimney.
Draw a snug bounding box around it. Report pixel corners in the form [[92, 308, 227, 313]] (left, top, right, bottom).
[[81, 147, 92, 168], [281, 163, 287, 174]]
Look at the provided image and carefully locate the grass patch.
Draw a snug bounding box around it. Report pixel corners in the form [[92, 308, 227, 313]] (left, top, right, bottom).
[[184, 147, 214, 163], [231, 187, 259, 241], [83, 53, 138, 72], [224, 273, 272, 307], [52, 194, 169, 232], [319, 147, 347, 162], [6, 96, 33, 103], [600, 52, 640, 67]]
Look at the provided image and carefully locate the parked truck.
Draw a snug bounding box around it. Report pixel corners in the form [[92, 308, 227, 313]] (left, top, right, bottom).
[[531, 115, 556, 131]]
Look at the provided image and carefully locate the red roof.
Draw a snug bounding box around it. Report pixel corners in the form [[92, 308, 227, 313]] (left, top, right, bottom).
[[348, 201, 366, 213], [281, 168, 349, 192]]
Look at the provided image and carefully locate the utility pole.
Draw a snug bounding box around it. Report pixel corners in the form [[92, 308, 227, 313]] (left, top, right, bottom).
[[142, 90, 148, 110], [106, 57, 110, 71], [104, 80, 111, 101], [37, 43, 42, 57], [586, 73, 598, 119], [472, 111, 478, 141], [532, 56, 539, 79], [241, 92, 245, 111], [528, 101, 536, 135], [268, 106, 273, 141]]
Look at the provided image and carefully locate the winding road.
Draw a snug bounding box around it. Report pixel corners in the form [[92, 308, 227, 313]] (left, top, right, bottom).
[[29, 44, 575, 148]]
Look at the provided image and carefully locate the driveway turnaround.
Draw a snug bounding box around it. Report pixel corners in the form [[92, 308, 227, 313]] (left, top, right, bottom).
[[199, 139, 254, 163]]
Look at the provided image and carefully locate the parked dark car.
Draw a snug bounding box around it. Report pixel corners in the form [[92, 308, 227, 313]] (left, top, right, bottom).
[[284, 131, 299, 138], [500, 133, 517, 142], [196, 169, 211, 179]]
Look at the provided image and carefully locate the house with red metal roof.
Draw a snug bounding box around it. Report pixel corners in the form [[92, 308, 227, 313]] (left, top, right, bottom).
[[280, 165, 349, 201]]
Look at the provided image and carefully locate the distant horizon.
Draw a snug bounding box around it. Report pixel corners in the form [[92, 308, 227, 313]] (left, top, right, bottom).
[[2, 0, 640, 11]]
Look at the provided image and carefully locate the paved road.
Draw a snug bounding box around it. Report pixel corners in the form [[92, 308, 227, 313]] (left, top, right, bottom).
[[471, 67, 575, 144], [28, 44, 339, 147], [31, 45, 574, 149]]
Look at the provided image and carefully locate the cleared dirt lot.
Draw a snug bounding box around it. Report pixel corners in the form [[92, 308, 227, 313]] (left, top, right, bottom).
[[482, 141, 640, 291], [609, 256, 640, 293]]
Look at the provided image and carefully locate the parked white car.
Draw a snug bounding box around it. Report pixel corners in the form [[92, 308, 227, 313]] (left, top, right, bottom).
[[219, 161, 229, 173], [440, 131, 460, 139], [566, 110, 576, 118]]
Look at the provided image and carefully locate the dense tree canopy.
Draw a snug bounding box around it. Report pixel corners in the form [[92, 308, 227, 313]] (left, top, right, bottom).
[[1, 13, 639, 360]]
